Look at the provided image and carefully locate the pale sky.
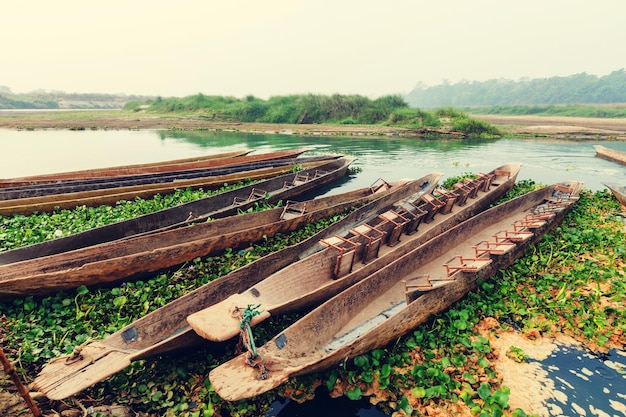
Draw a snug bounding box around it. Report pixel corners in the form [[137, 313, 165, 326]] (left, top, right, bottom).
[[2, 0, 625, 99]]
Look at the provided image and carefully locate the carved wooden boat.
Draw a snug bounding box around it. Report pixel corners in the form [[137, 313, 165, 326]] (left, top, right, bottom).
[[33, 172, 443, 400], [0, 150, 250, 188], [0, 156, 351, 264], [0, 154, 340, 217], [0, 148, 312, 200], [595, 145, 626, 166], [0, 176, 408, 299], [208, 180, 582, 401], [604, 182, 626, 209], [187, 164, 522, 342]]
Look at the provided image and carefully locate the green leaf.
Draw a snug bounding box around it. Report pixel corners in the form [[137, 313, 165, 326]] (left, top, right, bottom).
[[346, 387, 362, 400], [477, 382, 492, 400], [397, 397, 413, 414]]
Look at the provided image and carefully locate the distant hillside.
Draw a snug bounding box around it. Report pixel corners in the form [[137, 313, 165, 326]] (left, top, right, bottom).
[[0, 87, 153, 109], [405, 69, 626, 108]]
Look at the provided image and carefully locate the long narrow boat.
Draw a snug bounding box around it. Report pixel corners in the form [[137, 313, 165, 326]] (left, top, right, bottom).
[[0, 149, 311, 200], [594, 145, 626, 166], [0, 155, 340, 217], [33, 172, 443, 400], [208, 181, 582, 401], [0, 156, 351, 264], [187, 164, 521, 342], [603, 182, 626, 209], [0, 150, 250, 188], [0, 177, 420, 299]]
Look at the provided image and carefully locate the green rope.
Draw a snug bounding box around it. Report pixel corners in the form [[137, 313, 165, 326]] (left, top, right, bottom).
[[237, 303, 269, 379], [239, 304, 263, 358]]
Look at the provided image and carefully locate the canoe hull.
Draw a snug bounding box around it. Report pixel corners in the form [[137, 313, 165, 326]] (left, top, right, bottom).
[[0, 149, 312, 200], [188, 164, 522, 342], [208, 181, 581, 401], [604, 182, 626, 208], [0, 156, 349, 264], [33, 172, 442, 400], [0, 150, 250, 187], [0, 178, 401, 299], [595, 145, 626, 166]]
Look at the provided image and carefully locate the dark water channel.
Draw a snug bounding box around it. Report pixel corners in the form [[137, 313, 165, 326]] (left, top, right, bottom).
[[538, 346, 626, 416], [2, 129, 626, 416]]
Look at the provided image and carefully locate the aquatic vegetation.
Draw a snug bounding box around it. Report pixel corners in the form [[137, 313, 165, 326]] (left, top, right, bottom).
[[1, 185, 624, 417]]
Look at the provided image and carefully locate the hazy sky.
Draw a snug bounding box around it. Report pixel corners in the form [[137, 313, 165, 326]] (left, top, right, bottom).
[[2, 1, 624, 98]]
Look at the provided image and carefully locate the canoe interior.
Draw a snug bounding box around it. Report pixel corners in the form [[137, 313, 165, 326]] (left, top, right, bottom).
[[0, 174, 404, 299], [32, 172, 438, 400], [187, 163, 522, 343], [208, 180, 582, 401], [0, 156, 352, 264]]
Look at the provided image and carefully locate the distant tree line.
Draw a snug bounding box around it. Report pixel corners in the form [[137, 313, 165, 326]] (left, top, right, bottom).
[[0, 94, 59, 109], [405, 69, 626, 107], [0, 87, 153, 109]]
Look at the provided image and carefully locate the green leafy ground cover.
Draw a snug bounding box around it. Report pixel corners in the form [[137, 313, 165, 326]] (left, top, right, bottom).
[[1, 180, 624, 417]]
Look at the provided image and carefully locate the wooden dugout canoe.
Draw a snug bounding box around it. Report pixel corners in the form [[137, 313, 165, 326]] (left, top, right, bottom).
[[594, 145, 626, 166], [0, 177, 409, 299], [0, 150, 250, 188], [0, 148, 312, 200], [208, 180, 582, 401], [603, 182, 626, 209], [0, 154, 340, 217], [187, 163, 522, 342], [0, 156, 350, 264], [33, 172, 443, 400]]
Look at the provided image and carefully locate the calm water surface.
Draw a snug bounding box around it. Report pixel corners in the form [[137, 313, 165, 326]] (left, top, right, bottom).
[[1, 129, 626, 192], [1, 129, 625, 416]]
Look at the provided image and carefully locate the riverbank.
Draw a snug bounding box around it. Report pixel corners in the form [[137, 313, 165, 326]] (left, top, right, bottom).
[[470, 114, 626, 140], [2, 110, 626, 140]]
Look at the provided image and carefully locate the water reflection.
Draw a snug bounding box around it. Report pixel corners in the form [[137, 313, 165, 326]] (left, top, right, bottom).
[[539, 347, 626, 416], [2, 129, 625, 192]]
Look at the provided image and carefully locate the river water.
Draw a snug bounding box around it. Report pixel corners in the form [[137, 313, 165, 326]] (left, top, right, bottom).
[[1, 129, 626, 192], [1, 128, 625, 416]]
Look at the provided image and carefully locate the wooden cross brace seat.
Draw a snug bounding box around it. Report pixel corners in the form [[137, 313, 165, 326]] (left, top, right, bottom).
[[493, 229, 533, 244], [280, 200, 307, 220], [320, 236, 360, 279], [534, 201, 567, 215], [369, 178, 392, 194], [402, 274, 433, 304], [463, 177, 483, 199], [434, 188, 457, 214], [476, 173, 495, 192], [493, 169, 511, 179], [350, 223, 385, 263], [546, 183, 578, 204], [377, 210, 409, 246], [443, 255, 492, 277], [473, 240, 516, 257], [283, 172, 311, 188], [393, 201, 427, 235], [452, 182, 471, 206], [512, 214, 549, 231], [420, 194, 446, 223], [232, 188, 267, 205]]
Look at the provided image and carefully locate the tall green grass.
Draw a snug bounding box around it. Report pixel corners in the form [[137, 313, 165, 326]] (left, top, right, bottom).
[[124, 93, 500, 137]]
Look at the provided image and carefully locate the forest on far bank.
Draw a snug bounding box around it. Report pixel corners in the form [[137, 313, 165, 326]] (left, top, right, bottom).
[[406, 69, 626, 108]]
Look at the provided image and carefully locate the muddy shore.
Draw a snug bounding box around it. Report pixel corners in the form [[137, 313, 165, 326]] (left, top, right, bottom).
[[1, 111, 625, 139]]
